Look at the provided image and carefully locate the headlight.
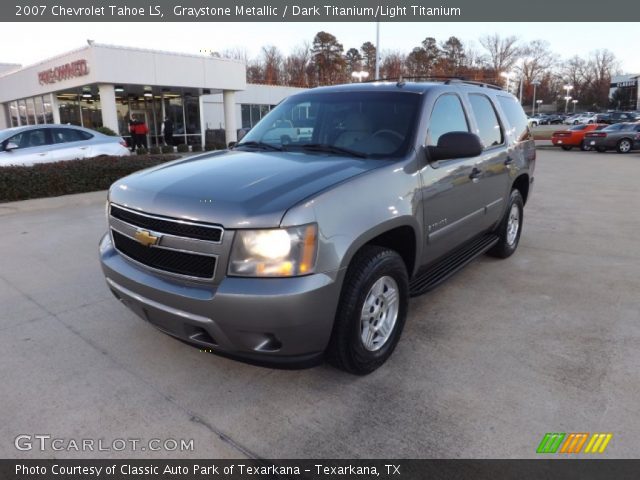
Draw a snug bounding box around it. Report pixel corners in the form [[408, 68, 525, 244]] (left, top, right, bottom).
[[228, 224, 318, 277]]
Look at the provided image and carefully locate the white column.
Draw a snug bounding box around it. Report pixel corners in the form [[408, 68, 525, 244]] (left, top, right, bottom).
[[51, 94, 61, 124], [98, 84, 119, 133], [199, 95, 205, 148], [222, 90, 237, 145], [0, 103, 8, 129]]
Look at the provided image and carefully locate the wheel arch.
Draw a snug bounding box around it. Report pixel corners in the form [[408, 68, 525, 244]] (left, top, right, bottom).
[[512, 173, 530, 205]]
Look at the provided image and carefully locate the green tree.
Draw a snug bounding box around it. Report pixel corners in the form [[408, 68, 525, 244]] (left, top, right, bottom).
[[311, 31, 345, 85]]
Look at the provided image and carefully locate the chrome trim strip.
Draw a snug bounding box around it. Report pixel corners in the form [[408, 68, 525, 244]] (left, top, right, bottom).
[[110, 224, 218, 257], [428, 207, 485, 243], [109, 229, 217, 281], [105, 277, 213, 323], [110, 203, 224, 244]]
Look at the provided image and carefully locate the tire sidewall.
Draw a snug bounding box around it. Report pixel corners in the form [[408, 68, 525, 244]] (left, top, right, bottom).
[[332, 248, 409, 373], [494, 189, 524, 257]]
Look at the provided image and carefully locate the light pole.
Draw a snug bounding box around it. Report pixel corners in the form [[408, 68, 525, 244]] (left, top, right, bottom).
[[375, 21, 380, 80], [572, 99, 578, 112], [536, 99, 543, 115], [351, 71, 369, 82], [531, 80, 541, 115], [563, 85, 574, 113]]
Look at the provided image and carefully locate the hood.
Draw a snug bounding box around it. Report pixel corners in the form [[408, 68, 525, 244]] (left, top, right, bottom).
[[109, 150, 384, 228]]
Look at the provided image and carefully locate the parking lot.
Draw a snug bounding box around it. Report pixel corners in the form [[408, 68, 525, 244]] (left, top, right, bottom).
[[1, 148, 639, 459]]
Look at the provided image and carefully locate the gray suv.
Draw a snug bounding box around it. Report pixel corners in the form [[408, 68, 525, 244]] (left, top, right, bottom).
[[99, 80, 535, 374]]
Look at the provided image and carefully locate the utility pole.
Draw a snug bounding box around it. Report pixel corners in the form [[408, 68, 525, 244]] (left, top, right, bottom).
[[375, 21, 380, 80]]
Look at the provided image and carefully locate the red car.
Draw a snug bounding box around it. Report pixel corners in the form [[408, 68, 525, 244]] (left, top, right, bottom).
[[551, 124, 607, 151]]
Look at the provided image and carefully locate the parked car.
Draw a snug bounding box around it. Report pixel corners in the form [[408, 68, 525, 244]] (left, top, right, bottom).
[[0, 124, 130, 166], [600, 111, 637, 125], [544, 114, 564, 125], [100, 80, 535, 374], [584, 122, 640, 153], [529, 114, 549, 126], [551, 124, 607, 151], [563, 114, 581, 125]]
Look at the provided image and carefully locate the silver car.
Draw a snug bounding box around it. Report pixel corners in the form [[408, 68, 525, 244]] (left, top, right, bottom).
[[0, 124, 130, 167]]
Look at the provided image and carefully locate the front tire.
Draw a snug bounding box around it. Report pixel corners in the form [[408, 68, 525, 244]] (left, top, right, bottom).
[[561, 145, 573, 151], [327, 246, 409, 375], [580, 141, 592, 151], [488, 189, 524, 259]]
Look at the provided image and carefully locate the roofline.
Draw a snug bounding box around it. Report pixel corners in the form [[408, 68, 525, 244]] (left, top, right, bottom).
[[0, 42, 245, 80]]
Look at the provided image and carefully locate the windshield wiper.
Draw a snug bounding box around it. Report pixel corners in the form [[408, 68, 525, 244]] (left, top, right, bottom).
[[234, 141, 283, 151], [293, 143, 368, 158]]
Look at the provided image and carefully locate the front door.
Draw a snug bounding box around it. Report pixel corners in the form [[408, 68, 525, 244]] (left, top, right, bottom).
[[420, 93, 486, 265]]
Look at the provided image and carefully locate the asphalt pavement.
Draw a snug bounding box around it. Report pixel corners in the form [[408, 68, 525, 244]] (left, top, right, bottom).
[[1, 148, 639, 459]]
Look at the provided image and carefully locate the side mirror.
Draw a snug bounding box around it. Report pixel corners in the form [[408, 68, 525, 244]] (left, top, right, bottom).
[[427, 132, 483, 162], [227, 141, 237, 149], [4, 142, 19, 152]]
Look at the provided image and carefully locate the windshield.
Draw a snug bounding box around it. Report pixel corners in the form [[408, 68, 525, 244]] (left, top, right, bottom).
[[237, 91, 422, 158]]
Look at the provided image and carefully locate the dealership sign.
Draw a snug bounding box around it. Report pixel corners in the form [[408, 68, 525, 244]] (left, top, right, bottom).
[[38, 59, 89, 85]]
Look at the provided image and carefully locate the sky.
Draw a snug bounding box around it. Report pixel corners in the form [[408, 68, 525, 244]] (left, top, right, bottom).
[[2, 22, 639, 73]]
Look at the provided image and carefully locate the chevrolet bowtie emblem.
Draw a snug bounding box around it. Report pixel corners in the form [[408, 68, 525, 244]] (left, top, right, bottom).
[[134, 229, 160, 247]]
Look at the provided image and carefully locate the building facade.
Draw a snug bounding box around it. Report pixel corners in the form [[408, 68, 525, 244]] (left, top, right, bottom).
[[0, 43, 305, 146]]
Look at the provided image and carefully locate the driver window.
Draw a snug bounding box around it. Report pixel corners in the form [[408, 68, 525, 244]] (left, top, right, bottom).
[[428, 94, 469, 146]]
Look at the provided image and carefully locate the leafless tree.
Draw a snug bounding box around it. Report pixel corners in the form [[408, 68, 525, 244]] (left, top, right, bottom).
[[479, 34, 521, 79]]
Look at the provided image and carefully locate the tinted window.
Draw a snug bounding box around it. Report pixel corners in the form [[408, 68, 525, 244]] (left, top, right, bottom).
[[3, 129, 50, 150], [569, 125, 587, 131], [427, 94, 469, 146], [469, 94, 504, 148], [52, 128, 93, 143], [497, 95, 530, 142]]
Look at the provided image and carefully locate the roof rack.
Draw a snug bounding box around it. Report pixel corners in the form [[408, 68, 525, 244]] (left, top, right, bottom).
[[364, 76, 503, 90]]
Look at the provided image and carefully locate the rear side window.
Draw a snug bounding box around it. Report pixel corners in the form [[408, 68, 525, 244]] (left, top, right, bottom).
[[427, 94, 469, 146], [497, 95, 531, 142], [52, 128, 93, 144], [468, 94, 504, 149], [569, 125, 587, 131]]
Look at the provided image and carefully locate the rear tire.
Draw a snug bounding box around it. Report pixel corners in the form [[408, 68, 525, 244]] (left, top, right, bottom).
[[488, 189, 524, 259], [617, 139, 632, 154], [596, 146, 607, 153], [580, 141, 591, 151], [561, 145, 573, 151], [326, 246, 409, 375]]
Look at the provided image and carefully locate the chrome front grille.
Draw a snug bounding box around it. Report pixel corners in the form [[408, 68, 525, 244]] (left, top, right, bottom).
[[109, 203, 224, 281]]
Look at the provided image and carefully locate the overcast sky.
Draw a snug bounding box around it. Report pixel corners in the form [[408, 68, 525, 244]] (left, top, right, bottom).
[[2, 22, 639, 73]]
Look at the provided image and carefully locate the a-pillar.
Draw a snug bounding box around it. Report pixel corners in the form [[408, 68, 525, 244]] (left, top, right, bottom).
[[98, 84, 119, 133], [222, 90, 237, 146]]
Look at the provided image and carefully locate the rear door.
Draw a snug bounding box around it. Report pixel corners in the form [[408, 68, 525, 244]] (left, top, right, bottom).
[[464, 93, 511, 229], [50, 128, 94, 161]]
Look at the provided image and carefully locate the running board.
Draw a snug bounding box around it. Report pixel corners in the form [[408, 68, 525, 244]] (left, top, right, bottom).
[[409, 234, 499, 297]]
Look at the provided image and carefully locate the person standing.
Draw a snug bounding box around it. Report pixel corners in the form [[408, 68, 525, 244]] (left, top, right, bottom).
[[162, 116, 174, 146], [135, 118, 149, 149], [128, 114, 138, 151]]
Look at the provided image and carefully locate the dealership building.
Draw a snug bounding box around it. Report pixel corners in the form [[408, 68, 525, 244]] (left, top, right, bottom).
[[0, 43, 304, 145]]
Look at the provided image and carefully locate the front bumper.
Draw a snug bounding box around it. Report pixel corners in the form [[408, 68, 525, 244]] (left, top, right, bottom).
[[99, 233, 343, 367]]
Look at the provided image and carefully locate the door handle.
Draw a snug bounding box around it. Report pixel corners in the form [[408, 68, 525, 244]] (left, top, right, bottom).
[[469, 167, 482, 180], [504, 156, 514, 165]]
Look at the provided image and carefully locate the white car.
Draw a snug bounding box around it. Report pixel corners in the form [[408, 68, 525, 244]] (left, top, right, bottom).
[[0, 124, 130, 167]]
